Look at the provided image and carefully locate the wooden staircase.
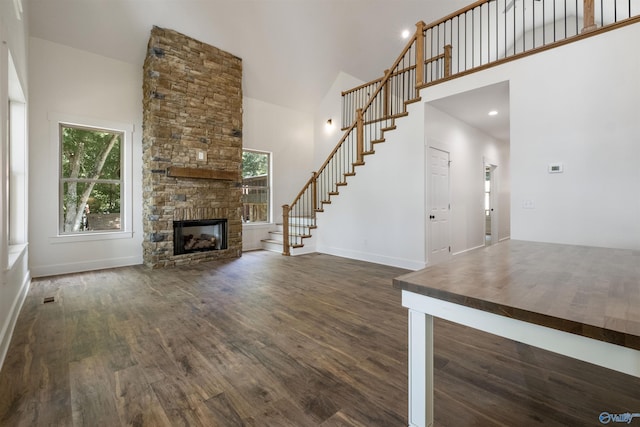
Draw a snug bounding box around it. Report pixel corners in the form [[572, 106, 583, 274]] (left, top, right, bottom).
[[272, 0, 639, 256], [262, 217, 316, 255]]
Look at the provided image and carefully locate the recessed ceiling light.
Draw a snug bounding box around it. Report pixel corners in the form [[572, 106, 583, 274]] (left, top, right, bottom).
[[401, 29, 410, 39], [488, 110, 498, 116]]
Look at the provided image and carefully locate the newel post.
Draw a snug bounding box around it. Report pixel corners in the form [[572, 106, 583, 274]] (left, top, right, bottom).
[[582, 0, 596, 33], [383, 69, 390, 118], [415, 21, 426, 87], [311, 172, 318, 212], [444, 44, 452, 78], [282, 204, 290, 256], [356, 108, 364, 165]]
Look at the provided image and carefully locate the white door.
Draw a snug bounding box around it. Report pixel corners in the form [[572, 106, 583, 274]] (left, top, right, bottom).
[[428, 147, 450, 265]]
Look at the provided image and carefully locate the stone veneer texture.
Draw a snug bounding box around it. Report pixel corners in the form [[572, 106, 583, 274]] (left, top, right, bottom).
[[142, 26, 243, 268]]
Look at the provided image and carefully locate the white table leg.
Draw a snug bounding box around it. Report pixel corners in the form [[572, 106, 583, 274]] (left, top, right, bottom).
[[408, 309, 434, 427]]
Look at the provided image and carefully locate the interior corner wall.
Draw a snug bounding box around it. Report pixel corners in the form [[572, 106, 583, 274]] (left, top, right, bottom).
[[242, 97, 314, 250], [28, 38, 144, 277], [314, 71, 366, 166]]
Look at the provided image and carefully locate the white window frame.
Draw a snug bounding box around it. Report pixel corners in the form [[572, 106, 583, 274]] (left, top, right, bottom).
[[242, 149, 272, 224], [48, 113, 133, 243], [4, 50, 28, 270]]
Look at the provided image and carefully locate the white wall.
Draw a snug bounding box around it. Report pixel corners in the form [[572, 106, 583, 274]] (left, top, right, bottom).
[[425, 105, 511, 253], [0, 0, 31, 372], [29, 38, 144, 277], [509, 24, 640, 248], [242, 97, 314, 250]]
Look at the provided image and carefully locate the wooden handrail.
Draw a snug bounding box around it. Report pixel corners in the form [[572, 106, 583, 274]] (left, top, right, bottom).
[[288, 174, 316, 213], [359, 23, 421, 117], [314, 122, 357, 180], [341, 77, 384, 96], [422, 0, 487, 30]]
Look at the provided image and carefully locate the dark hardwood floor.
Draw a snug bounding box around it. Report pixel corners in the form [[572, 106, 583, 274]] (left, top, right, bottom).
[[1, 250, 639, 426]]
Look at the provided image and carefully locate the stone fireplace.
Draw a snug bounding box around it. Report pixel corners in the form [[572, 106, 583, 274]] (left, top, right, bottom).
[[142, 26, 243, 268]]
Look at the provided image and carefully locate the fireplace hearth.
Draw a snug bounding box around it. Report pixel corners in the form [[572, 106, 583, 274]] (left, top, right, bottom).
[[173, 219, 228, 255]]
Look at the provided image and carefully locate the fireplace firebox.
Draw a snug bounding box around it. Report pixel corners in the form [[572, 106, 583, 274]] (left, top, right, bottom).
[[173, 219, 228, 255]]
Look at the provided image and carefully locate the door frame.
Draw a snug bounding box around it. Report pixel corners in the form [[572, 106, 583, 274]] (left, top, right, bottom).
[[426, 146, 451, 266], [483, 159, 498, 246]]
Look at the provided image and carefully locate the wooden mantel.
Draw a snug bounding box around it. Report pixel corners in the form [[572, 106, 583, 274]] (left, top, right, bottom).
[[166, 166, 237, 181]]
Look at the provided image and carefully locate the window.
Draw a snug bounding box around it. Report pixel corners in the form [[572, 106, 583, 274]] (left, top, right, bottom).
[[242, 150, 271, 223], [6, 51, 27, 268], [59, 123, 123, 234]]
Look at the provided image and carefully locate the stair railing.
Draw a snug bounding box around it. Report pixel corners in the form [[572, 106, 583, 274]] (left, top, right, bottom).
[[282, 22, 431, 255], [343, 0, 639, 113]]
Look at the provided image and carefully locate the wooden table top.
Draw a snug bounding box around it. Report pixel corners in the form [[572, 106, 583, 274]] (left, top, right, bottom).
[[393, 240, 640, 350]]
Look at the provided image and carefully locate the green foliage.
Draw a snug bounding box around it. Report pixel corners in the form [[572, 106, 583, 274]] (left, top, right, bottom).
[[242, 151, 268, 178], [62, 126, 121, 180], [61, 125, 122, 232]]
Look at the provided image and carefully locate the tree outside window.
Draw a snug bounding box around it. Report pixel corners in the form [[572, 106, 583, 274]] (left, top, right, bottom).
[[59, 124, 123, 233], [242, 150, 270, 223]]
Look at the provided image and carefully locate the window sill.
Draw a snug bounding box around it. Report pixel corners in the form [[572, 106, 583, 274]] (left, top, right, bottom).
[[49, 231, 133, 244], [7, 243, 28, 270]]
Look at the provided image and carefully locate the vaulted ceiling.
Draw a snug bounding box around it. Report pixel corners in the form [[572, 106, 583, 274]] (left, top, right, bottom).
[[27, 0, 471, 113]]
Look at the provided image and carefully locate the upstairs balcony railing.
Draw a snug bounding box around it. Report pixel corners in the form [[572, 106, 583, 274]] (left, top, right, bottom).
[[342, 0, 639, 128], [283, 0, 640, 256]]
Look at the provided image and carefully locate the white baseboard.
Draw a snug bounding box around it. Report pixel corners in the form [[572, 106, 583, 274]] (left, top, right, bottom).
[[0, 271, 31, 372], [452, 244, 486, 256], [317, 245, 425, 271], [30, 255, 143, 278]]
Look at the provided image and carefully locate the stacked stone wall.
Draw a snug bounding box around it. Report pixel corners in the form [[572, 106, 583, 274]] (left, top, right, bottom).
[[142, 26, 243, 268]]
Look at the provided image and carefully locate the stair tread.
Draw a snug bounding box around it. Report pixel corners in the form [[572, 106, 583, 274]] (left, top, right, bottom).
[[269, 230, 309, 236], [262, 239, 283, 244]]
